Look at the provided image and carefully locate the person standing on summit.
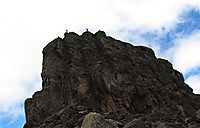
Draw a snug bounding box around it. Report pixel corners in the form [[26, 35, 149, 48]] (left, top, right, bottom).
[[64, 29, 68, 37]]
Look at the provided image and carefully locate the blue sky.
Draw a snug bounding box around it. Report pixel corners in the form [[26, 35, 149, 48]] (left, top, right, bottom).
[[0, 0, 200, 127]]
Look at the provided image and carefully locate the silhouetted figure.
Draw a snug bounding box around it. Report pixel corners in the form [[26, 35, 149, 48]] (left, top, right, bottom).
[[86, 28, 89, 32], [64, 29, 68, 37]]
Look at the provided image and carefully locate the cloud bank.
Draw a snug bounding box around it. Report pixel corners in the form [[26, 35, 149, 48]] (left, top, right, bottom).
[[172, 31, 200, 74]]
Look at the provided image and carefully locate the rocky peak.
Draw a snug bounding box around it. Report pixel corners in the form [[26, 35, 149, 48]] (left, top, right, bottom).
[[24, 31, 200, 128]]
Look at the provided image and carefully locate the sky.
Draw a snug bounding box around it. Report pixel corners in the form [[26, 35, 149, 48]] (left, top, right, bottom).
[[0, 0, 200, 127]]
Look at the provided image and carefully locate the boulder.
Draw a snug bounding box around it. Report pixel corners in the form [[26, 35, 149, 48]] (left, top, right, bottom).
[[81, 112, 119, 128]]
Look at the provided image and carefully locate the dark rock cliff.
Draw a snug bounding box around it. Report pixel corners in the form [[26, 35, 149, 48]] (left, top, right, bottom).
[[24, 31, 200, 128]]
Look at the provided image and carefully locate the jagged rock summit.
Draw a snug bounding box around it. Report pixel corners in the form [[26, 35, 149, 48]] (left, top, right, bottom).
[[24, 31, 200, 128]]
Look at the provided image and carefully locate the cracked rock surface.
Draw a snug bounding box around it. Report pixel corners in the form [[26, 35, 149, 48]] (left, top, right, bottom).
[[24, 31, 200, 128]]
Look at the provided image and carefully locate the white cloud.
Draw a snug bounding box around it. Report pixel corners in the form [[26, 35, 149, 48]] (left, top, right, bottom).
[[186, 74, 200, 94], [0, 34, 43, 115], [1, 0, 199, 33], [171, 31, 200, 74], [0, 0, 200, 124], [98, 0, 200, 32]]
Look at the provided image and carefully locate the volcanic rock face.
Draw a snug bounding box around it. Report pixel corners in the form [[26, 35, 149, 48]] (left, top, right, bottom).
[[24, 31, 200, 128]]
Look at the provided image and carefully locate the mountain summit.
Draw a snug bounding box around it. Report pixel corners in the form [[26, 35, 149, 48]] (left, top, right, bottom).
[[24, 31, 200, 128]]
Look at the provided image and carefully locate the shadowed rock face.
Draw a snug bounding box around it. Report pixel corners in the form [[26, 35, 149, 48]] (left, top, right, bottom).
[[24, 31, 200, 128]]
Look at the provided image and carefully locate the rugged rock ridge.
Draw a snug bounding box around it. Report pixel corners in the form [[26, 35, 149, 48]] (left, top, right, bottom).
[[24, 31, 200, 128]]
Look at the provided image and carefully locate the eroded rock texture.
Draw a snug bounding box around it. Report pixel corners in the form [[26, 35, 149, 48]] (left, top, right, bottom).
[[24, 31, 200, 128]]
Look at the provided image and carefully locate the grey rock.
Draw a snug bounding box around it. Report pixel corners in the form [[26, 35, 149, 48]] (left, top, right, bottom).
[[156, 123, 187, 128], [196, 109, 200, 123], [81, 112, 118, 128], [123, 119, 148, 128]]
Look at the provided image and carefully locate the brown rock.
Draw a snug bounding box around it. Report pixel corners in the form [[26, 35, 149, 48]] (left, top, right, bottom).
[[24, 30, 200, 128]]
